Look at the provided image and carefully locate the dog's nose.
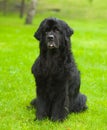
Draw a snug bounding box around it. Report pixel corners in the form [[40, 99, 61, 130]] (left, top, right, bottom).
[[48, 35, 54, 40]]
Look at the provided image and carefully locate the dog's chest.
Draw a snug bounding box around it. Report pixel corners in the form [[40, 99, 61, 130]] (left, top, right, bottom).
[[45, 76, 65, 99], [43, 54, 64, 75]]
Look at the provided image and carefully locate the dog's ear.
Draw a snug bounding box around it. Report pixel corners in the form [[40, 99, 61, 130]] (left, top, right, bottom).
[[66, 27, 74, 37], [34, 26, 42, 41], [65, 24, 74, 37], [34, 20, 46, 41]]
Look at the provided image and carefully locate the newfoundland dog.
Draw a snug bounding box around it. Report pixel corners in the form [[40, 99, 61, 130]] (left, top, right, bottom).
[[31, 18, 87, 121]]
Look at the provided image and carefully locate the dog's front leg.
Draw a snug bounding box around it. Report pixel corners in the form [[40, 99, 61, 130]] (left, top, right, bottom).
[[51, 83, 69, 121], [36, 97, 48, 120]]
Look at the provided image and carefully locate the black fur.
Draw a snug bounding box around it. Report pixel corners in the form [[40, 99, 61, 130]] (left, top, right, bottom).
[[31, 18, 87, 121]]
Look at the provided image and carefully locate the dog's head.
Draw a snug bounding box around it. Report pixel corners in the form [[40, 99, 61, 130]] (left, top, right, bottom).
[[34, 18, 74, 49]]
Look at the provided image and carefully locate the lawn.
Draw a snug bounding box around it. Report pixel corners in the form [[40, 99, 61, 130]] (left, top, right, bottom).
[[0, 0, 107, 130]]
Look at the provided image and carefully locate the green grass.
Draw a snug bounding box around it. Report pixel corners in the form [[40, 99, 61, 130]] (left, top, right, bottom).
[[0, 0, 107, 129]]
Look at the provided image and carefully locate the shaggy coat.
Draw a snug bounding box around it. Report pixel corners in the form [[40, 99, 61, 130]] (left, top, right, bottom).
[[31, 18, 87, 121]]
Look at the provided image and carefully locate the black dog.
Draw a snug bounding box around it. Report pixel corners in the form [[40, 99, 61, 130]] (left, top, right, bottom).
[[31, 18, 87, 121]]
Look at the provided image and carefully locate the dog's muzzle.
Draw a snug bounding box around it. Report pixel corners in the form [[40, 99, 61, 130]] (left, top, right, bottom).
[[47, 42, 56, 49], [47, 35, 56, 49]]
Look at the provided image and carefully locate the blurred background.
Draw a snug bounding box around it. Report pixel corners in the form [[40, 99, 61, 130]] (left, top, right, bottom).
[[0, 0, 107, 23]]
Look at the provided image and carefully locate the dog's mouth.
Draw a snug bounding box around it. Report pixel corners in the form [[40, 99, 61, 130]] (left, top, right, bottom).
[[47, 41, 58, 49]]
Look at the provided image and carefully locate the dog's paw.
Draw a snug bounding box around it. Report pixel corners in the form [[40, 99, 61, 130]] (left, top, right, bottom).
[[26, 105, 33, 110], [30, 98, 37, 108], [51, 115, 65, 122]]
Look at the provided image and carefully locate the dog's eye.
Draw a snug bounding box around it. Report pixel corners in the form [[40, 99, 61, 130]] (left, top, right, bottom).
[[45, 28, 50, 33], [45, 31, 48, 34], [45, 30, 49, 35], [54, 27, 59, 32]]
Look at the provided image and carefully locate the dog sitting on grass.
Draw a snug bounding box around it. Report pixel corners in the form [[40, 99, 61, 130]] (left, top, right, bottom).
[[30, 18, 87, 121]]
